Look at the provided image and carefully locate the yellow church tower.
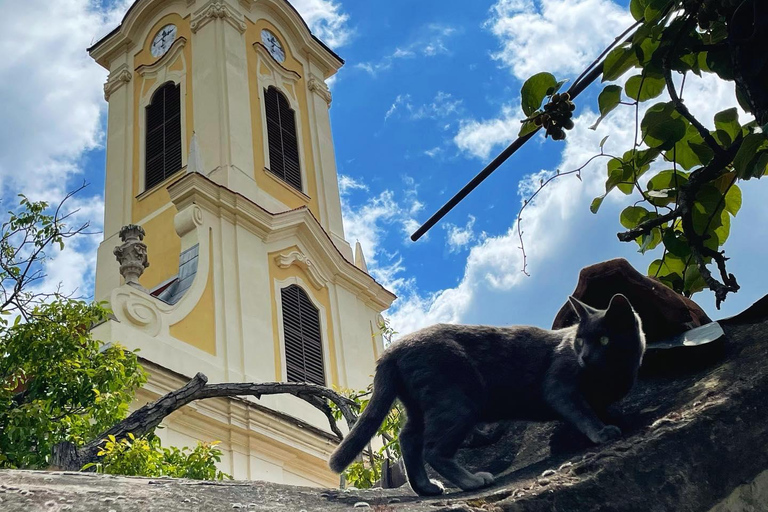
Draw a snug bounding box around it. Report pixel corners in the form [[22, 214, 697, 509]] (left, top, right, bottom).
[[88, 0, 395, 486]]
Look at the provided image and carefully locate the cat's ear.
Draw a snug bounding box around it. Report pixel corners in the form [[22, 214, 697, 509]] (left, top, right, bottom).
[[568, 296, 598, 321], [605, 294, 637, 327]]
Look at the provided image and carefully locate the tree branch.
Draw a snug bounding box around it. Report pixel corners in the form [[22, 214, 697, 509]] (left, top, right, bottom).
[[662, 17, 725, 158], [51, 373, 359, 471], [617, 209, 680, 242]]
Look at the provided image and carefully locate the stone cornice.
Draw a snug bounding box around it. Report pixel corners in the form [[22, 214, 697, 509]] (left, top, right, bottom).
[[190, 2, 246, 34], [274, 250, 328, 290], [308, 77, 332, 106], [135, 37, 187, 78], [103, 65, 133, 101], [254, 43, 302, 83], [166, 173, 396, 310]]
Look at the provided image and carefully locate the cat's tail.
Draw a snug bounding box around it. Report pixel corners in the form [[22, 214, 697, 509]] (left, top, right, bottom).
[[328, 359, 398, 473]]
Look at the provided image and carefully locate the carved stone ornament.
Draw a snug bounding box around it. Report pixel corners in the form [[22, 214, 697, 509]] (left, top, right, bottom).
[[308, 77, 332, 106], [114, 224, 150, 290], [191, 2, 247, 34], [103, 67, 132, 101], [274, 251, 327, 290]]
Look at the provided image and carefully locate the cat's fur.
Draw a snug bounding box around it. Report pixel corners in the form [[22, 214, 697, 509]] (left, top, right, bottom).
[[329, 294, 646, 496]]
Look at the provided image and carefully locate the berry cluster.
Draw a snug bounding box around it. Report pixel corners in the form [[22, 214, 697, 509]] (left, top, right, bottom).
[[535, 92, 576, 141]]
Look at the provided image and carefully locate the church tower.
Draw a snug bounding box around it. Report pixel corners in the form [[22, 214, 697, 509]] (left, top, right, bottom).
[[89, 0, 395, 486]]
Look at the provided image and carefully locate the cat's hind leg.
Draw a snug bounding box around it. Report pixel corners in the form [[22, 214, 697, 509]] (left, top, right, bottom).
[[399, 413, 444, 496], [422, 397, 495, 492]]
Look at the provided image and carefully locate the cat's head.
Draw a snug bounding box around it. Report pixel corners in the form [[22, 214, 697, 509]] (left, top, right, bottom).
[[568, 294, 646, 370]]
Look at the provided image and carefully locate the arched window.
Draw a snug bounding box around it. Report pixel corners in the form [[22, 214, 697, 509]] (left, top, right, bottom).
[[264, 86, 301, 191], [280, 284, 325, 385], [145, 82, 182, 190]]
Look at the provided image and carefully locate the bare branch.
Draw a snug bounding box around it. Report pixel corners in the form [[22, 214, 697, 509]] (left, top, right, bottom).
[[51, 373, 359, 471]]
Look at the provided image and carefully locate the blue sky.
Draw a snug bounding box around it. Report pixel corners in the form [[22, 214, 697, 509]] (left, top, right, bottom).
[[1, 0, 766, 336]]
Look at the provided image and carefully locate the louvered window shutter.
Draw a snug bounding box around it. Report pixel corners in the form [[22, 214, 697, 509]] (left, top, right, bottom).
[[281, 285, 325, 386], [264, 87, 302, 192], [145, 82, 183, 190]]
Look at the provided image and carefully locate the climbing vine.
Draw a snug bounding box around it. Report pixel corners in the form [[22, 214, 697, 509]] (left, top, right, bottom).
[[518, 0, 768, 307]]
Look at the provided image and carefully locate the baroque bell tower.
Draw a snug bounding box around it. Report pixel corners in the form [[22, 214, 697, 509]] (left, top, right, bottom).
[[89, 0, 394, 486]]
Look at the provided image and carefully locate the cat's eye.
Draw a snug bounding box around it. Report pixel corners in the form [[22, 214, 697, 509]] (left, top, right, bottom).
[[600, 336, 610, 346]]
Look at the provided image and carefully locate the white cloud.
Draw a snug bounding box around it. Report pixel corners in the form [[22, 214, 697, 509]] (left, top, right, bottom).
[[454, 104, 523, 160], [290, 0, 353, 48], [385, 94, 412, 121], [356, 24, 459, 77], [444, 216, 477, 253], [386, 91, 463, 123], [339, 176, 423, 294], [410, 91, 463, 120], [488, 0, 633, 80], [0, 0, 130, 299], [338, 174, 368, 194], [0, 0, 127, 199]]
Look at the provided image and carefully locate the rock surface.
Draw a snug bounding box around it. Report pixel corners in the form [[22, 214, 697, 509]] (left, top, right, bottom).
[[2, 300, 768, 512]]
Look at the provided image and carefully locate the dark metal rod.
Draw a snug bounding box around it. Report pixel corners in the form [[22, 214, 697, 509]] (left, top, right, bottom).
[[410, 63, 605, 242]]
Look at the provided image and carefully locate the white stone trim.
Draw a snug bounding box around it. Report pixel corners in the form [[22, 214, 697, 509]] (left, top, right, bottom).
[[253, 43, 309, 197], [307, 76, 331, 106], [136, 37, 189, 193], [274, 250, 328, 290], [104, 64, 133, 101], [273, 276, 332, 386], [191, 1, 246, 34]]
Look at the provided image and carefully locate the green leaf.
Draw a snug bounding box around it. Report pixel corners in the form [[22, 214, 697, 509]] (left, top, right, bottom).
[[620, 206, 651, 229], [753, 151, 768, 178], [602, 46, 639, 82], [670, 124, 714, 170], [547, 79, 569, 97], [605, 158, 635, 194], [600, 136, 610, 150], [663, 229, 691, 258], [641, 102, 687, 150], [521, 72, 557, 117], [706, 47, 735, 80], [733, 133, 768, 180], [518, 119, 539, 137], [598, 85, 622, 116], [625, 73, 666, 102], [647, 169, 688, 206], [710, 176, 742, 217], [683, 265, 708, 295], [630, 0, 647, 21], [714, 108, 741, 142], [590, 195, 605, 214], [591, 86, 623, 129], [639, 227, 662, 254], [644, 0, 671, 22]]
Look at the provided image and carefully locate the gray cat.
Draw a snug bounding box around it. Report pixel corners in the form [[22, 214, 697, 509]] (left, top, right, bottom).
[[329, 294, 646, 496]]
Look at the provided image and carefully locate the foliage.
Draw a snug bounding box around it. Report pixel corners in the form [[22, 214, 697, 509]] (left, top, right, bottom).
[[82, 433, 231, 481], [331, 385, 405, 489], [0, 293, 146, 469], [518, 0, 768, 307]]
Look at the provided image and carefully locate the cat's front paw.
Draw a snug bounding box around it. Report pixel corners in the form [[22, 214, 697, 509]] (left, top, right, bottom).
[[589, 425, 622, 444], [459, 472, 495, 491], [413, 478, 444, 496]]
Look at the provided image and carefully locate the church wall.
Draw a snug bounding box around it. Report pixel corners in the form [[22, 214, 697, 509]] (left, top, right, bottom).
[[245, 18, 321, 219]]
